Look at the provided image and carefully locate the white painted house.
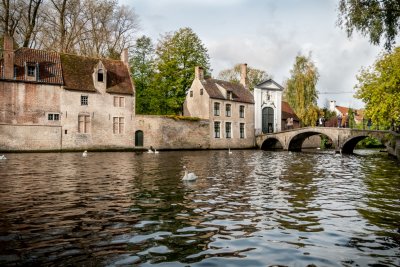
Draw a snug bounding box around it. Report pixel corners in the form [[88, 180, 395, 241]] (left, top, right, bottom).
[[254, 79, 283, 134]]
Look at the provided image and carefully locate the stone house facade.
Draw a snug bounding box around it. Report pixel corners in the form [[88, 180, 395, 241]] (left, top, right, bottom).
[[0, 35, 135, 151], [183, 64, 255, 149]]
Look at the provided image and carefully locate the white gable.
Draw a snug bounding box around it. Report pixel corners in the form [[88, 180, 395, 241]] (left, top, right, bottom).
[[255, 79, 283, 91]]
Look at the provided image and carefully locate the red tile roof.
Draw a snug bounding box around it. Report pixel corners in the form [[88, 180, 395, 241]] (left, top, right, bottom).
[[0, 47, 63, 84], [1, 48, 134, 95], [201, 78, 254, 104], [60, 53, 134, 95], [282, 101, 299, 121]]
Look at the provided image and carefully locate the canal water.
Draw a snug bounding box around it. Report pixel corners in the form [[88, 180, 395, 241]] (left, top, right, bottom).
[[0, 150, 399, 266]]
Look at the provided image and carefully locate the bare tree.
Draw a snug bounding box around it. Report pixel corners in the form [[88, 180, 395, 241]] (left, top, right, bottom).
[[21, 0, 43, 47], [0, 0, 24, 37]]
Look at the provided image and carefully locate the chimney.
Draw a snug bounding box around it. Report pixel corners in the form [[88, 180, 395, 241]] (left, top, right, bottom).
[[329, 100, 336, 112], [120, 48, 128, 66], [195, 66, 204, 80], [3, 34, 14, 79], [240, 63, 248, 89]]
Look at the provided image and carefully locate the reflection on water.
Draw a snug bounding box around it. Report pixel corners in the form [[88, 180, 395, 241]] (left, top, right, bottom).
[[0, 150, 399, 266]]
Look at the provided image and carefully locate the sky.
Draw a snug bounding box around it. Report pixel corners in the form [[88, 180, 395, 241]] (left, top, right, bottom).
[[123, 0, 387, 109]]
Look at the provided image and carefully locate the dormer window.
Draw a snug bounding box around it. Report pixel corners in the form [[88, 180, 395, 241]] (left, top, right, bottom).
[[227, 91, 233, 100], [98, 69, 104, 82]]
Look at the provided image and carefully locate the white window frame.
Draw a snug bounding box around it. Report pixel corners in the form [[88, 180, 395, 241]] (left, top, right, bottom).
[[78, 114, 90, 133], [239, 105, 245, 118], [214, 121, 220, 138], [113, 117, 125, 134], [225, 122, 232, 139], [48, 113, 60, 121], [81, 95, 88, 106], [114, 96, 125, 107], [214, 102, 220, 116], [240, 123, 245, 139]]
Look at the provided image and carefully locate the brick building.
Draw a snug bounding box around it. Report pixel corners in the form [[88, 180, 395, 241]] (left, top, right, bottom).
[[183, 64, 255, 149], [0, 35, 135, 151]]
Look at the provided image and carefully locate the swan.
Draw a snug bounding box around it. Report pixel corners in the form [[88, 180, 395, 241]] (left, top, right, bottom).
[[228, 148, 232, 154], [82, 150, 88, 157], [0, 155, 6, 160], [154, 149, 159, 154], [147, 149, 154, 153], [182, 166, 197, 181]]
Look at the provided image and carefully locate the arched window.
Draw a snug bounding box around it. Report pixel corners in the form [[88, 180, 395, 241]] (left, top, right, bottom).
[[98, 69, 104, 82]]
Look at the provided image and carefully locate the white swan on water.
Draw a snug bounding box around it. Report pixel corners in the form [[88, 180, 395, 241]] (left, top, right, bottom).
[[147, 149, 154, 153], [154, 148, 159, 154], [0, 155, 6, 160], [182, 166, 197, 181], [82, 150, 88, 157], [228, 148, 232, 154]]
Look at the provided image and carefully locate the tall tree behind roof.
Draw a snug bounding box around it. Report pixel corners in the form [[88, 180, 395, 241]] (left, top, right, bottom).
[[217, 63, 269, 91], [130, 35, 157, 114], [154, 27, 211, 115], [285, 53, 319, 126], [0, 0, 139, 57]]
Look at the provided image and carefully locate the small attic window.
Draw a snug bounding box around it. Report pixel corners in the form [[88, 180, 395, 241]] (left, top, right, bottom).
[[227, 91, 233, 100], [27, 65, 36, 77], [98, 69, 104, 82]]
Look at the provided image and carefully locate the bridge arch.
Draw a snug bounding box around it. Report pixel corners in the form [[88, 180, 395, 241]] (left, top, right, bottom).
[[261, 137, 284, 150], [287, 130, 336, 152], [341, 134, 385, 154]]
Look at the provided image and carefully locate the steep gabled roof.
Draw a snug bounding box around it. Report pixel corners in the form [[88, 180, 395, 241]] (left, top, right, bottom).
[[282, 101, 299, 121], [0, 47, 63, 84], [60, 53, 134, 95], [201, 78, 254, 104], [0, 47, 134, 95]]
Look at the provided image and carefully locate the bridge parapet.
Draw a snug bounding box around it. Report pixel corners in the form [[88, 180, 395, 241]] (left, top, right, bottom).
[[256, 127, 400, 160]]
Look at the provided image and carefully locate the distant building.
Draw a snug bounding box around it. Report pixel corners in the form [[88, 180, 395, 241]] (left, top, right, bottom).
[[0, 35, 135, 151], [183, 64, 255, 148], [329, 100, 363, 124]]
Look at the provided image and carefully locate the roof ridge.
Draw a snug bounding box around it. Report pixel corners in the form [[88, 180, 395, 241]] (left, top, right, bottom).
[[60, 52, 124, 63]]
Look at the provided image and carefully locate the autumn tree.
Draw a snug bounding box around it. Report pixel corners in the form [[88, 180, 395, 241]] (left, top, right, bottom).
[[130, 36, 156, 114], [285, 54, 319, 126], [337, 0, 400, 50], [217, 63, 269, 90], [355, 47, 400, 128], [154, 27, 210, 114]]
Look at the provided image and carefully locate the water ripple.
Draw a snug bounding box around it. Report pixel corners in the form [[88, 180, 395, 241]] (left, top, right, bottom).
[[0, 150, 399, 266]]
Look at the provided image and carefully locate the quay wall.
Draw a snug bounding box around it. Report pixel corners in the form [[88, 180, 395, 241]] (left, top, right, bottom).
[[0, 124, 62, 151], [135, 115, 210, 150]]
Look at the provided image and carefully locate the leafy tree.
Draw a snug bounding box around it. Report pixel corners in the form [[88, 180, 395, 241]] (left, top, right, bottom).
[[130, 35, 156, 114], [285, 53, 319, 126], [154, 27, 210, 115], [355, 47, 400, 128], [217, 63, 269, 91], [337, 0, 400, 50]]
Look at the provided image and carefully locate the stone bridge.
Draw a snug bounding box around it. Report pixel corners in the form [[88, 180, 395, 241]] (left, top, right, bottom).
[[256, 127, 400, 158]]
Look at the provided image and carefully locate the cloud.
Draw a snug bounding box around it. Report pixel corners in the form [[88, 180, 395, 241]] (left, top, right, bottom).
[[128, 0, 386, 108]]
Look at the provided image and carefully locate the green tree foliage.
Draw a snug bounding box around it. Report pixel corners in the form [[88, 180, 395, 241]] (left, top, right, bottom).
[[337, 0, 400, 50], [285, 54, 319, 126], [154, 27, 210, 115], [217, 63, 269, 91], [130, 35, 156, 114], [355, 47, 400, 128]]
